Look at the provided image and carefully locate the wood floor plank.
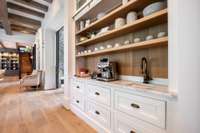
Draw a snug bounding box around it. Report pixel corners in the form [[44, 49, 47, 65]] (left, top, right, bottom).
[[0, 78, 96, 133]]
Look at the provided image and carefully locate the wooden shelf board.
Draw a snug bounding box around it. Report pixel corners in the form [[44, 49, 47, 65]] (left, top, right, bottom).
[[76, 0, 157, 35], [76, 37, 168, 57], [76, 9, 168, 46]]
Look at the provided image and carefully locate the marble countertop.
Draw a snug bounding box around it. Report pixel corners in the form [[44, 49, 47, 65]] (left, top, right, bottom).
[[72, 77, 177, 99]]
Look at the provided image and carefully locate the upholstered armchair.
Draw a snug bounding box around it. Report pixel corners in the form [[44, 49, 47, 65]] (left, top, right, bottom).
[[20, 70, 42, 90]]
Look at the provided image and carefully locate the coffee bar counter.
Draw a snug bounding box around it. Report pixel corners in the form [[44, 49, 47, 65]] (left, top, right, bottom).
[[71, 76, 176, 101]]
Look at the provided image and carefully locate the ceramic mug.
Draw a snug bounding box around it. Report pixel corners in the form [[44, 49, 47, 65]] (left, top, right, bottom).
[[85, 19, 90, 27], [124, 40, 130, 45], [97, 12, 106, 19], [115, 18, 126, 29], [114, 43, 121, 47], [134, 38, 141, 43], [80, 21, 84, 30], [126, 11, 137, 24]]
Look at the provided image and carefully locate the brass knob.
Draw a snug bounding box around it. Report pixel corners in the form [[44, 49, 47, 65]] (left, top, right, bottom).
[[95, 92, 100, 96], [131, 103, 140, 109], [76, 100, 79, 103], [95, 111, 100, 115]]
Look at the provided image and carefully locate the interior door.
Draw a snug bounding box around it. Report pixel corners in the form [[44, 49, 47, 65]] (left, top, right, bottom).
[[56, 27, 64, 88]]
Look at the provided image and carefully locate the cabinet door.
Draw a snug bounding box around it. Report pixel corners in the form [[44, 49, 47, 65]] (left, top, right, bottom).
[[86, 100, 111, 129], [114, 111, 165, 133], [71, 92, 84, 111], [114, 91, 166, 128], [72, 81, 85, 94], [87, 84, 111, 106]]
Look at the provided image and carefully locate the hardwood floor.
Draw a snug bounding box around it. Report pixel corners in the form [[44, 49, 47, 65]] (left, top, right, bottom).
[[0, 80, 96, 133]]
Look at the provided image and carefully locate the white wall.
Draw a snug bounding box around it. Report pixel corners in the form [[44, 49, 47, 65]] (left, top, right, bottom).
[[167, 0, 200, 133], [36, 0, 64, 90], [43, 29, 56, 90]]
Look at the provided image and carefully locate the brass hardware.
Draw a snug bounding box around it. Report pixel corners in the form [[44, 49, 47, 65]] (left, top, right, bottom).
[[76, 86, 80, 88], [95, 110, 100, 115], [95, 92, 100, 95], [76, 100, 79, 103], [131, 103, 140, 109]]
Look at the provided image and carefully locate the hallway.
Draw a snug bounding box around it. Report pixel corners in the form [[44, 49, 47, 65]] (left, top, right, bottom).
[[0, 82, 96, 133]]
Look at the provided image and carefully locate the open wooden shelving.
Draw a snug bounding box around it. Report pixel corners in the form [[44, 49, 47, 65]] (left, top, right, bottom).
[[76, 37, 168, 57], [76, 0, 158, 35], [76, 9, 168, 46]]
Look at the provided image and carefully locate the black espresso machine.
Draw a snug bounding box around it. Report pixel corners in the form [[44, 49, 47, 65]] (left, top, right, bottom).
[[95, 58, 118, 81]]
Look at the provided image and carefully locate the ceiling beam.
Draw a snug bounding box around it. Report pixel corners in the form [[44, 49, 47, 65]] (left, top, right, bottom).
[[43, 0, 53, 3], [0, 0, 12, 35], [8, 13, 41, 29], [11, 24, 37, 34], [7, 2, 45, 18], [13, 0, 48, 12]]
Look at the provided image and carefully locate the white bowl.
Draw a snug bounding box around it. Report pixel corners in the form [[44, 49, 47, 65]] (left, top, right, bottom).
[[146, 35, 154, 41], [157, 32, 166, 38], [106, 44, 112, 48], [100, 46, 105, 50], [94, 47, 99, 51], [143, 1, 167, 17]]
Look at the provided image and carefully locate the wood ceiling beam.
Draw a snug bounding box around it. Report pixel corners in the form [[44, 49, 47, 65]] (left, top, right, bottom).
[[11, 24, 37, 34], [13, 0, 48, 12], [0, 0, 12, 35], [25, 0, 53, 3], [8, 13, 41, 29], [7, 2, 45, 18], [43, 0, 53, 3]]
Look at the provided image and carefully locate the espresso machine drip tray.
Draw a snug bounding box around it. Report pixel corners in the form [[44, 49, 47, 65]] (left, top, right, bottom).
[[96, 77, 117, 82]]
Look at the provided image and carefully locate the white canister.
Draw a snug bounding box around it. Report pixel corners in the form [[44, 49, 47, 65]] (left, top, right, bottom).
[[85, 19, 90, 27], [126, 11, 137, 24], [80, 21, 84, 30], [122, 0, 129, 5], [115, 18, 126, 29]]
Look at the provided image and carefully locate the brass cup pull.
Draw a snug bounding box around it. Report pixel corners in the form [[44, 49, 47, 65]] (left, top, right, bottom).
[[76, 100, 79, 103], [95, 110, 100, 115], [95, 92, 100, 96], [130, 130, 136, 133], [131, 103, 140, 109]]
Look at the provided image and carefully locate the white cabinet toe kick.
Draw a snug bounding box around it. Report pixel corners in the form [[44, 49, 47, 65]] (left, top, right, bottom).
[[70, 78, 170, 133]]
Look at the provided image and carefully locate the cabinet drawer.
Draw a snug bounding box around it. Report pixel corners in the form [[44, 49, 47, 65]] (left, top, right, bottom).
[[86, 100, 111, 129], [114, 111, 165, 133], [71, 93, 84, 111], [72, 81, 84, 94], [114, 91, 166, 128], [87, 84, 111, 106]]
